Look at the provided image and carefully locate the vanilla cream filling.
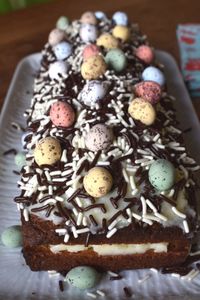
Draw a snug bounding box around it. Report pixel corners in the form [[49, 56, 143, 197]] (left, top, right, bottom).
[[50, 242, 168, 256]]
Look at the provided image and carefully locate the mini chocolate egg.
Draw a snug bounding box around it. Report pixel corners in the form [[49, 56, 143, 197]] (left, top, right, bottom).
[[134, 81, 162, 104], [15, 152, 26, 169], [80, 11, 97, 25], [142, 66, 165, 86], [83, 44, 99, 60], [79, 24, 98, 43], [95, 11, 107, 20], [34, 137, 61, 166], [148, 159, 175, 191], [1, 225, 22, 248], [112, 11, 128, 26], [56, 16, 70, 30], [49, 61, 69, 80], [112, 25, 130, 42], [105, 48, 127, 73], [48, 28, 66, 46], [81, 55, 107, 80], [128, 97, 156, 126], [53, 41, 72, 60], [50, 101, 75, 127], [135, 45, 154, 64], [85, 124, 113, 152], [66, 266, 100, 289], [83, 167, 113, 198], [97, 33, 119, 50], [80, 80, 108, 106]]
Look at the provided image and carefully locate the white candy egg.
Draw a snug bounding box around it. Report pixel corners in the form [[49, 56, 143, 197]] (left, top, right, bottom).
[[79, 80, 108, 106], [49, 61, 69, 80], [79, 24, 98, 43], [112, 11, 128, 26]]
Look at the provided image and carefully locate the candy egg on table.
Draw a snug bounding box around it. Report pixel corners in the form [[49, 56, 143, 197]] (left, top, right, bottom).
[[50, 101, 75, 127], [142, 66, 165, 86], [95, 11, 107, 20], [83, 167, 113, 198], [80, 80, 108, 106], [66, 266, 100, 289], [112, 11, 128, 26], [48, 61, 69, 80], [96, 33, 119, 50], [81, 55, 107, 80], [1, 225, 22, 248], [79, 24, 98, 43], [15, 152, 26, 169], [34, 137, 62, 166], [135, 45, 154, 64], [134, 81, 162, 104], [148, 159, 175, 191], [85, 124, 114, 152], [56, 16, 70, 30], [82, 44, 99, 60], [112, 25, 130, 42], [128, 97, 156, 125], [105, 48, 127, 73], [48, 28, 66, 46], [53, 41, 72, 60], [80, 11, 97, 25]]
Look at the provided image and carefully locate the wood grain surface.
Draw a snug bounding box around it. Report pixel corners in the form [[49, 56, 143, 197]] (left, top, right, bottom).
[[0, 0, 200, 118]]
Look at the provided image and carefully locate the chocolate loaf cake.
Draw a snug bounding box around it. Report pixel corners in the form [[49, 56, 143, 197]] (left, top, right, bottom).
[[15, 11, 199, 273]]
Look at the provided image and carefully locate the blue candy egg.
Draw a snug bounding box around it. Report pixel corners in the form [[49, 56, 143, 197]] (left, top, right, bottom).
[[15, 152, 26, 170], [79, 24, 98, 43], [53, 41, 72, 60], [112, 11, 128, 26], [66, 266, 100, 289], [95, 11, 107, 20], [1, 225, 22, 248], [142, 66, 165, 86]]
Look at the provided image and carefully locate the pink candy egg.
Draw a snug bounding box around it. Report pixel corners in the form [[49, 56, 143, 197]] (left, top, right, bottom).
[[83, 44, 99, 60], [135, 45, 154, 64], [50, 101, 75, 127], [134, 81, 162, 104], [80, 11, 97, 25], [48, 28, 66, 46]]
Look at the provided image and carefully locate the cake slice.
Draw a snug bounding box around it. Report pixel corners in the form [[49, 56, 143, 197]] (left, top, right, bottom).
[[15, 11, 199, 273]]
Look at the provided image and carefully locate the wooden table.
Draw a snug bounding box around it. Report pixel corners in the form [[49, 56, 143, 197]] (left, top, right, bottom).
[[0, 0, 200, 118]]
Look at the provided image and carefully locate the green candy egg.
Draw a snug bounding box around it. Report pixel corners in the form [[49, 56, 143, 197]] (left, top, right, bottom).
[[66, 266, 100, 289], [56, 16, 70, 30], [14, 152, 26, 170], [1, 225, 22, 248], [105, 48, 127, 73], [148, 159, 175, 191]]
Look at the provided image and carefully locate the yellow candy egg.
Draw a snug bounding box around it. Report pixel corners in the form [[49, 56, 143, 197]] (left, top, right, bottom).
[[112, 25, 130, 42], [81, 55, 107, 80], [96, 33, 119, 50], [128, 98, 156, 126], [34, 137, 62, 166], [83, 167, 113, 198]]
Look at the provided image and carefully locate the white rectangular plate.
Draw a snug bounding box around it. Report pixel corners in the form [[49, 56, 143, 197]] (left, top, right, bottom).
[[0, 51, 200, 300]]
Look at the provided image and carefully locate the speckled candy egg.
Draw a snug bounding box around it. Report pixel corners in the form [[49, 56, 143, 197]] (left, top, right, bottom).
[[112, 25, 130, 42], [97, 33, 119, 50], [135, 45, 154, 64], [66, 266, 100, 289], [80, 80, 108, 106], [112, 11, 128, 26], [34, 137, 61, 166], [80, 11, 97, 25], [53, 41, 72, 60], [56, 16, 70, 30], [105, 48, 127, 73], [128, 97, 156, 126], [85, 124, 113, 152], [83, 167, 113, 198], [48, 28, 66, 46], [49, 61, 69, 80], [134, 81, 162, 104], [142, 66, 165, 86], [148, 159, 175, 191], [79, 24, 98, 43], [1, 225, 22, 248], [81, 55, 107, 80], [15, 152, 26, 169], [50, 101, 75, 127], [83, 44, 99, 60]]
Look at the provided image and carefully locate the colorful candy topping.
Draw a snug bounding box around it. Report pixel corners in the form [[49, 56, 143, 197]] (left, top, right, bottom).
[[79, 24, 98, 43], [34, 137, 61, 166], [50, 101, 75, 128], [128, 97, 156, 125], [112, 11, 128, 26], [85, 124, 114, 152], [48, 28, 66, 46], [81, 55, 107, 80], [112, 25, 130, 42], [79, 80, 108, 106], [66, 266, 100, 289], [97, 33, 119, 49], [48, 61, 69, 80], [15, 152, 26, 169], [1, 225, 22, 248], [82, 44, 99, 60], [135, 45, 154, 64], [134, 81, 162, 104], [80, 11, 97, 25], [56, 16, 70, 30], [53, 41, 72, 60], [105, 48, 127, 73], [142, 66, 165, 86]]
